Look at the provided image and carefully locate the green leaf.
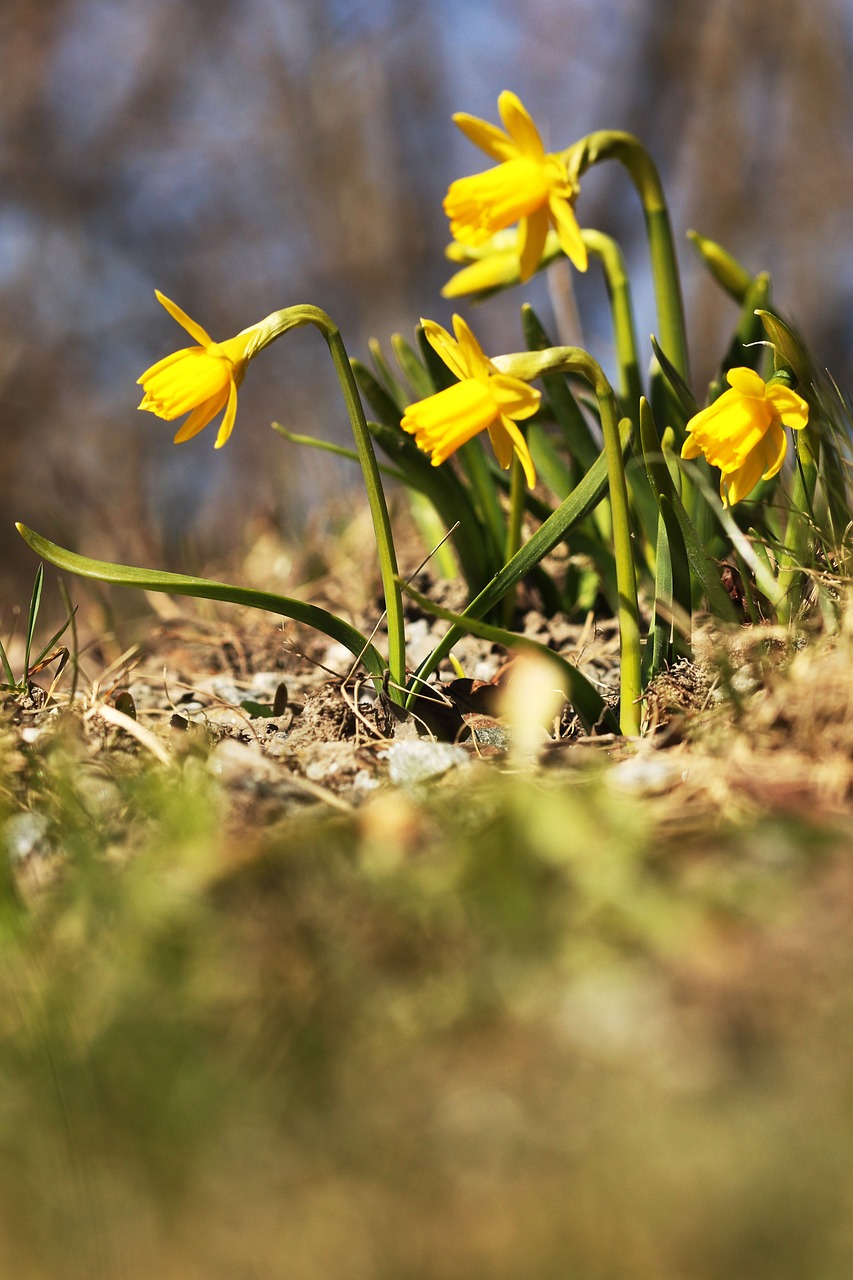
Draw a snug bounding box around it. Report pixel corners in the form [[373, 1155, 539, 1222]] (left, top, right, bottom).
[[687, 230, 754, 303], [29, 605, 78, 673], [351, 358, 404, 427], [650, 336, 700, 419], [408, 421, 632, 698], [391, 333, 433, 399], [400, 580, 617, 735], [521, 304, 600, 473], [15, 525, 389, 686], [366, 419, 497, 590], [24, 564, 44, 678], [639, 399, 736, 623], [271, 423, 409, 486], [240, 700, 276, 718], [0, 638, 15, 689], [755, 310, 813, 387], [368, 337, 409, 412]]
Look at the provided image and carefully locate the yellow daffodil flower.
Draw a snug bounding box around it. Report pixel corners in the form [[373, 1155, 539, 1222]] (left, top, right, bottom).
[[681, 367, 809, 505], [137, 291, 269, 448], [444, 91, 587, 284], [441, 228, 562, 298], [401, 315, 541, 486]]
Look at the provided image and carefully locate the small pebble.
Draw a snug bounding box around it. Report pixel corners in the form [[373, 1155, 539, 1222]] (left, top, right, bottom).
[[386, 740, 470, 786]]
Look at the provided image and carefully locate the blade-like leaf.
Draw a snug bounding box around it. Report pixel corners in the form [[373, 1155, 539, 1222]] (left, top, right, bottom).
[[391, 333, 433, 399], [351, 359, 404, 427], [408, 421, 632, 697], [400, 580, 617, 735], [272, 423, 409, 486], [24, 564, 44, 678], [15, 526, 388, 684], [366, 419, 497, 590], [0, 639, 15, 689], [639, 399, 736, 623], [368, 337, 409, 412], [29, 606, 78, 673], [651, 337, 700, 416], [522, 305, 600, 472]]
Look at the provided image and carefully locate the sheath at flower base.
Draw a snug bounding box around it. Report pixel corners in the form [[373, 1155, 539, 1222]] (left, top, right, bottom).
[[681, 367, 809, 506], [137, 291, 271, 448], [400, 315, 541, 486], [444, 90, 587, 283]]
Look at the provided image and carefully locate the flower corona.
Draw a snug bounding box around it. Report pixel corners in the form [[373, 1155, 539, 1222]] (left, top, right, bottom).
[[681, 367, 809, 505], [401, 315, 541, 486], [138, 292, 274, 448], [444, 91, 587, 283]]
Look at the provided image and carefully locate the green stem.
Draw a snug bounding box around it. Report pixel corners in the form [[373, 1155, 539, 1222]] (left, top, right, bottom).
[[458, 438, 506, 572], [581, 228, 643, 416], [583, 228, 659, 559], [252, 305, 407, 701], [568, 132, 690, 383], [502, 455, 526, 627], [776, 427, 819, 626], [493, 348, 642, 735]]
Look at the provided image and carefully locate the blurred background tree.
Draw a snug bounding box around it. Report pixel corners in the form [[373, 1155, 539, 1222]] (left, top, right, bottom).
[[1, 0, 850, 598]]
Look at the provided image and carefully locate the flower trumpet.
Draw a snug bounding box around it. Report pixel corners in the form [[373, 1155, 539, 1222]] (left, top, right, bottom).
[[138, 291, 282, 448], [401, 315, 541, 486], [444, 91, 587, 283], [681, 367, 809, 505]]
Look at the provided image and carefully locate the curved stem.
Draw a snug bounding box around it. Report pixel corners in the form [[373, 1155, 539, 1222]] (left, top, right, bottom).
[[502, 455, 525, 626], [252, 305, 407, 701], [493, 348, 642, 735], [568, 132, 690, 384], [581, 228, 643, 417]]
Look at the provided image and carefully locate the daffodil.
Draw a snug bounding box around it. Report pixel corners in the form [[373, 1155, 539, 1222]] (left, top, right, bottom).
[[401, 315, 541, 486], [441, 228, 562, 299], [137, 291, 271, 448], [681, 367, 809, 505], [444, 91, 587, 284]]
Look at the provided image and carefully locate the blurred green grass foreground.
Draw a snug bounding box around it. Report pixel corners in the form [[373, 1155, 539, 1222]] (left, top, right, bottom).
[[3, 621, 853, 1279]]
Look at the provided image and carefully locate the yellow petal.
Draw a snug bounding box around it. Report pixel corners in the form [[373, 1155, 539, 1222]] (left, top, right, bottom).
[[488, 374, 541, 419], [549, 194, 588, 272], [766, 383, 809, 430], [497, 91, 545, 159], [518, 205, 550, 282], [498, 416, 537, 487], [151, 351, 232, 418], [726, 367, 765, 397], [137, 346, 200, 386], [214, 380, 239, 448], [172, 390, 227, 443], [445, 159, 552, 244], [420, 318, 469, 382], [401, 379, 497, 463], [451, 314, 492, 379], [759, 419, 788, 480], [441, 253, 517, 298], [155, 290, 214, 347], [452, 112, 516, 163], [486, 421, 514, 470], [681, 435, 702, 460], [722, 446, 766, 505]]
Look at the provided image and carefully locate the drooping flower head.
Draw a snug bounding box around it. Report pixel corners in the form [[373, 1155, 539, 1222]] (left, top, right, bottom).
[[401, 315, 541, 486], [444, 91, 587, 284], [137, 291, 270, 448], [681, 367, 809, 505]]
